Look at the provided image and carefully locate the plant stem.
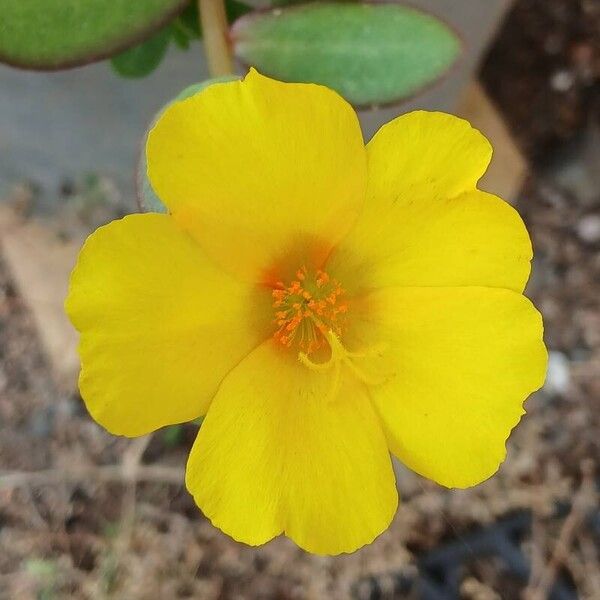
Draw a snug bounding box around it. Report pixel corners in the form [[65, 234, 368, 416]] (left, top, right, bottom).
[[198, 0, 234, 76]]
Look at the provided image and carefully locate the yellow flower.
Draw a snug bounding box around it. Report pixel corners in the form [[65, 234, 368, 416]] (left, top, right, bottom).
[[65, 70, 547, 555]]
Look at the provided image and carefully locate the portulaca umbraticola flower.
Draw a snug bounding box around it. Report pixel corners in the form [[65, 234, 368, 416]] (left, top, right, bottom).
[[66, 69, 547, 555]]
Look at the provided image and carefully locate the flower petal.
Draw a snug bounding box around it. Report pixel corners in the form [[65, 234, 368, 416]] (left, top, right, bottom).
[[185, 341, 397, 555], [329, 187, 532, 295], [147, 69, 367, 283], [348, 287, 547, 488], [66, 214, 271, 437], [366, 111, 492, 200], [327, 111, 532, 294]]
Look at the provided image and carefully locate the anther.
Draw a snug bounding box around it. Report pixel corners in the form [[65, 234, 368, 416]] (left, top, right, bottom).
[[272, 266, 347, 354]]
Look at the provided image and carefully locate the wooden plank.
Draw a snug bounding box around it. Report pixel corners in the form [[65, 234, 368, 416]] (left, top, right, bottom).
[[457, 82, 528, 203], [0, 205, 80, 391]]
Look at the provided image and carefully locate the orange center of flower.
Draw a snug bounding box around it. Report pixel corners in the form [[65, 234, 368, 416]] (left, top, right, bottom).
[[272, 266, 348, 354]]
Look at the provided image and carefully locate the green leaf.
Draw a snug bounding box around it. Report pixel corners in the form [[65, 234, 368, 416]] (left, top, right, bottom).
[[139, 167, 169, 215], [138, 76, 240, 214], [232, 2, 462, 106], [177, 2, 202, 40], [175, 78, 239, 100], [176, 0, 252, 40], [237, 0, 300, 7], [172, 26, 196, 50], [0, 0, 188, 70], [162, 424, 183, 447], [108, 0, 250, 78], [226, 0, 254, 21], [111, 27, 171, 78]]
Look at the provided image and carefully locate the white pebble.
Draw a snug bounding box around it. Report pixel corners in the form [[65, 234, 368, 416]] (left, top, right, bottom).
[[576, 214, 600, 243], [544, 351, 571, 395], [550, 70, 575, 92]]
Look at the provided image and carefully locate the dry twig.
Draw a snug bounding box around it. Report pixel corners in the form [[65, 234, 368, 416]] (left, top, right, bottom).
[[523, 460, 597, 600], [0, 462, 184, 488]]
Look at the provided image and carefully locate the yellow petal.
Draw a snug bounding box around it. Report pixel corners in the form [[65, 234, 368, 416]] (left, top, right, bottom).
[[366, 111, 492, 201], [147, 69, 366, 283], [348, 287, 547, 488], [65, 214, 271, 437], [329, 187, 532, 295], [185, 341, 397, 555], [327, 111, 532, 294]]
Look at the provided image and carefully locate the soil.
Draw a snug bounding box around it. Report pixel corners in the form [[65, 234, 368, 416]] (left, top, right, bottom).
[[481, 0, 600, 163], [1, 0, 599, 598]]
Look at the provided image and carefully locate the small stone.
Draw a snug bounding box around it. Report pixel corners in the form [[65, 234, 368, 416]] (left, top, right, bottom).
[[550, 69, 575, 92], [544, 33, 563, 55], [544, 351, 571, 395], [57, 395, 86, 417], [571, 348, 591, 363], [28, 406, 56, 438], [0, 365, 7, 392], [576, 214, 600, 244]]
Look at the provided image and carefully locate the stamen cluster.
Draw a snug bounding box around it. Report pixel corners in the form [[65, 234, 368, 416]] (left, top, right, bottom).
[[272, 266, 347, 354]]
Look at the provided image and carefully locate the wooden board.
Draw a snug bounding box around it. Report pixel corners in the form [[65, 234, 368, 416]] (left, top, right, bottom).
[[458, 82, 528, 202], [0, 205, 80, 391]]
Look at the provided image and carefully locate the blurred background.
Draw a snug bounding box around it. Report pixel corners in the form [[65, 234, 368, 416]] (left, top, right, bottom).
[[0, 0, 599, 598]]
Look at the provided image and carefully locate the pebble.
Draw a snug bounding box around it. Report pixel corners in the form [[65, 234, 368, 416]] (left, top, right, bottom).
[[0, 365, 7, 392], [550, 69, 575, 92], [544, 351, 571, 395], [576, 214, 600, 243], [28, 405, 55, 438]]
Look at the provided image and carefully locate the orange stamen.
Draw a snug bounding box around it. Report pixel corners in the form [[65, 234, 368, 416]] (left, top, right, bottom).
[[272, 266, 347, 354]]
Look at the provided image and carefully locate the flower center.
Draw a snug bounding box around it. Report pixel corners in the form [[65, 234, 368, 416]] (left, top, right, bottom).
[[272, 266, 348, 354]]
